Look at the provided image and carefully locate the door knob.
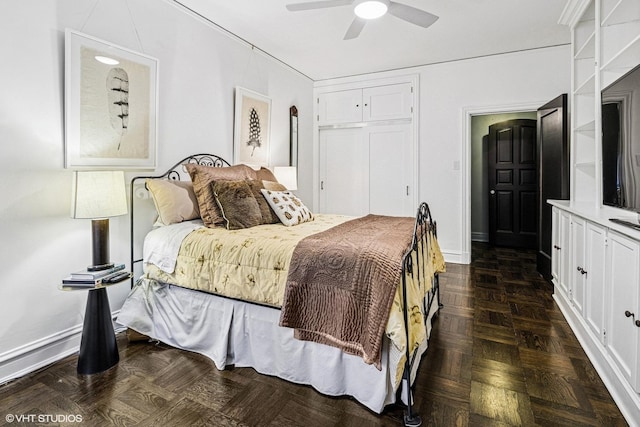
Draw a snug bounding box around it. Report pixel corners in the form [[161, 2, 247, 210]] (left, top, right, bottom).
[[490, 190, 495, 195]]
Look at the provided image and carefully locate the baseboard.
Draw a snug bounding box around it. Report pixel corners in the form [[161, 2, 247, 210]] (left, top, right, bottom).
[[442, 250, 467, 264], [553, 293, 640, 427], [0, 310, 122, 385], [471, 232, 489, 242]]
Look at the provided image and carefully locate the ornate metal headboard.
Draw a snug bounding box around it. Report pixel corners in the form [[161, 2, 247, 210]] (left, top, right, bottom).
[[129, 154, 230, 282]]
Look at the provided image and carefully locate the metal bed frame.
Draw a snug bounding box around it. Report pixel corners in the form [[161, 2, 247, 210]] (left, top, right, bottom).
[[129, 153, 441, 427]]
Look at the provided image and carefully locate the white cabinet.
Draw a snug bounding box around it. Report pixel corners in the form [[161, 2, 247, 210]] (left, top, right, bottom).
[[315, 77, 417, 217], [319, 124, 413, 216], [553, 0, 640, 420], [552, 208, 572, 298], [570, 216, 587, 315], [317, 89, 363, 125], [551, 207, 560, 282], [606, 231, 640, 391], [550, 201, 640, 420], [584, 222, 607, 342], [317, 83, 412, 125], [554, 210, 606, 330]]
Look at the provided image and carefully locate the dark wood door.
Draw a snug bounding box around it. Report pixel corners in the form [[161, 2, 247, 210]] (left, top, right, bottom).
[[488, 119, 538, 248], [537, 94, 569, 279]]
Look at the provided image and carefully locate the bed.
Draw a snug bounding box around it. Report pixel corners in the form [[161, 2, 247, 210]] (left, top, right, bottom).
[[116, 154, 445, 426]]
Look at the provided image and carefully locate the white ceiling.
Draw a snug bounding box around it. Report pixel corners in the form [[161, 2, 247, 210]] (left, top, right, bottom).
[[175, 0, 571, 81]]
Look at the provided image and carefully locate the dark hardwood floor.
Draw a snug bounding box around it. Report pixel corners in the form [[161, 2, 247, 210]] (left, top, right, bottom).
[[0, 243, 628, 426]]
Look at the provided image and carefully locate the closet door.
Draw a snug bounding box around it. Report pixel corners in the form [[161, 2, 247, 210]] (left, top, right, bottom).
[[367, 124, 414, 216], [317, 89, 362, 125], [319, 128, 367, 216], [362, 83, 413, 122]]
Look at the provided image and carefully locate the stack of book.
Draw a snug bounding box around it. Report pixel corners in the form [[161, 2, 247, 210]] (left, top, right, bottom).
[[62, 263, 128, 287]]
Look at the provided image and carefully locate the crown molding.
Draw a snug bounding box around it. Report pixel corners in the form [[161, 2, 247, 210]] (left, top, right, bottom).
[[559, 0, 592, 27]]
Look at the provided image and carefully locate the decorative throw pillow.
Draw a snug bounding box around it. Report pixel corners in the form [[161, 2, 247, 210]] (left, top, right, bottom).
[[146, 179, 200, 226], [247, 180, 280, 224], [213, 180, 262, 230], [262, 180, 287, 192], [255, 167, 278, 183], [186, 163, 257, 227], [260, 189, 314, 226]]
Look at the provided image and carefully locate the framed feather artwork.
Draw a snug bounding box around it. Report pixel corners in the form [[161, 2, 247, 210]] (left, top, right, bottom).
[[234, 87, 271, 168], [64, 29, 158, 169]]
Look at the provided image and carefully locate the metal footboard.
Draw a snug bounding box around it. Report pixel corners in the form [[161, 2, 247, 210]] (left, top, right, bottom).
[[400, 202, 442, 427]]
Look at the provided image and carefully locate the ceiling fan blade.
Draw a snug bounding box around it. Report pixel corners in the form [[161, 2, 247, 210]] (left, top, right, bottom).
[[286, 0, 353, 12], [343, 17, 366, 40], [387, 1, 439, 28]]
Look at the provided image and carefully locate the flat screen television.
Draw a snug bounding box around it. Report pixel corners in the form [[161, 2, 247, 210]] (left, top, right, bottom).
[[601, 63, 640, 213]]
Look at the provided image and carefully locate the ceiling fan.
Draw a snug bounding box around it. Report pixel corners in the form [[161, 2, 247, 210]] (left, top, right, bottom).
[[285, 0, 438, 40]]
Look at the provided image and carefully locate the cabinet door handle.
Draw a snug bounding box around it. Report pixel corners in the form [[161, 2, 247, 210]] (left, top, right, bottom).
[[625, 310, 635, 320], [576, 266, 587, 275], [320, 181, 324, 190], [553, 245, 561, 250], [636, 320, 640, 328]]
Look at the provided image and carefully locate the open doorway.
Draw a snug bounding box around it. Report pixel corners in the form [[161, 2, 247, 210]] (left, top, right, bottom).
[[470, 112, 537, 244]]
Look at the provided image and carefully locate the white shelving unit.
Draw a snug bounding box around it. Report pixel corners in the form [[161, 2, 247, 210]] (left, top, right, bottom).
[[557, 0, 640, 423]]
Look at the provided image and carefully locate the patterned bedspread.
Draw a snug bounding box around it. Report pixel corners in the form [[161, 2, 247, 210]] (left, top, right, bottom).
[[144, 213, 445, 370]]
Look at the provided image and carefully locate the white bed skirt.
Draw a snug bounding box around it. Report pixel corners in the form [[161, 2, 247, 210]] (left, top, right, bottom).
[[116, 278, 439, 413]]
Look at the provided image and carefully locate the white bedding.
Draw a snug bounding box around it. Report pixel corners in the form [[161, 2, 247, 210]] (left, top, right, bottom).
[[143, 220, 203, 273], [117, 277, 439, 413]]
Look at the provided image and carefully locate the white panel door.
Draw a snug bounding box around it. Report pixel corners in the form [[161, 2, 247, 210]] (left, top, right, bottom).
[[584, 222, 607, 342], [319, 128, 367, 216], [362, 83, 412, 122], [317, 89, 362, 125], [557, 210, 572, 298], [570, 216, 586, 315], [606, 231, 640, 391], [367, 124, 413, 216], [551, 207, 560, 285]]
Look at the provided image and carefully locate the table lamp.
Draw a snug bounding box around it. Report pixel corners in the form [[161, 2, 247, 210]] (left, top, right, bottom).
[[71, 171, 128, 271], [273, 166, 298, 191]]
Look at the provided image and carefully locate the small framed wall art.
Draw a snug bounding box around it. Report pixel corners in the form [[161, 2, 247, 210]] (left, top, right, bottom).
[[64, 29, 158, 169], [233, 87, 271, 167]]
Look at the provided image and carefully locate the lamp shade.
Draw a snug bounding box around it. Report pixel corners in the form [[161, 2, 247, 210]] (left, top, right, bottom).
[[273, 166, 298, 191], [71, 171, 128, 219]]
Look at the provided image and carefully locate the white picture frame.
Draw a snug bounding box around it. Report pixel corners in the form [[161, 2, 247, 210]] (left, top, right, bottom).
[[64, 29, 158, 169], [233, 87, 271, 167]]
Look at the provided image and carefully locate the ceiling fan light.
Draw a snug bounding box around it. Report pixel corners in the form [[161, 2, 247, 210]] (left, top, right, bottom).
[[354, 1, 387, 19]]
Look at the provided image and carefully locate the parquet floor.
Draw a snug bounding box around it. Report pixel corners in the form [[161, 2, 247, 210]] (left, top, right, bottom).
[[0, 244, 628, 426]]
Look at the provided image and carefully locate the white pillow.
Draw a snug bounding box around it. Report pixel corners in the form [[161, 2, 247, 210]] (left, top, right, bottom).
[[260, 190, 314, 226], [146, 179, 200, 226]]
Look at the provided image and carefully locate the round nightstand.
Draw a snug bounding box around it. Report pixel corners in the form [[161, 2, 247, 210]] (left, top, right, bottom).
[[60, 273, 131, 375]]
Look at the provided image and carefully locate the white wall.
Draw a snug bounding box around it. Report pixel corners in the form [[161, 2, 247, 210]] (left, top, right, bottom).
[[314, 45, 571, 263], [0, 0, 313, 382]]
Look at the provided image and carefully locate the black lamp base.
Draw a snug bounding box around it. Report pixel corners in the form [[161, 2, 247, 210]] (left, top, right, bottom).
[[90, 218, 113, 271]]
